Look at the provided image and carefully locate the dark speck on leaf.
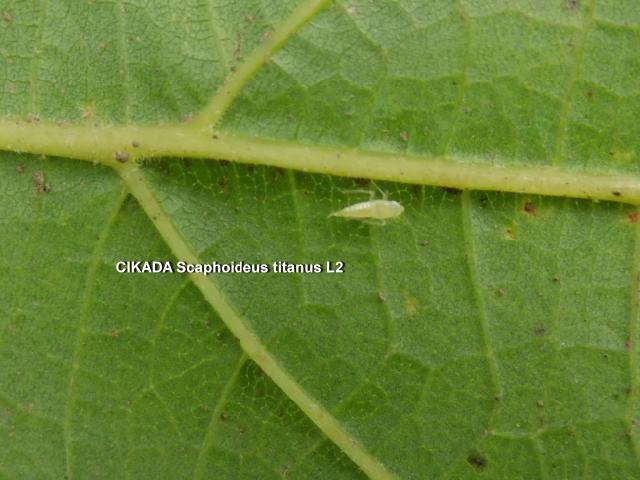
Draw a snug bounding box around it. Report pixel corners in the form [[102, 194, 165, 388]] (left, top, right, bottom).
[[613, 191, 622, 197], [419, 239, 429, 246], [628, 212, 638, 223], [218, 177, 226, 188], [219, 159, 230, 167], [504, 228, 514, 240], [553, 274, 560, 283], [131, 140, 140, 148], [16, 164, 24, 174], [3, 11, 12, 23], [444, 187, 462, 195], [354, 177, 369, 187], [533, 326, 546, 337], [536, 399, 545, 408], [33, 171, 45, 194], [467, 454, 487, 471], [565, 0, 579, 10], [523, 201, 536, 215]]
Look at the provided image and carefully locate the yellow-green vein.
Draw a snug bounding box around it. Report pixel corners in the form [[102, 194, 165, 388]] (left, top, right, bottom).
[[115, 162, 399, 480]]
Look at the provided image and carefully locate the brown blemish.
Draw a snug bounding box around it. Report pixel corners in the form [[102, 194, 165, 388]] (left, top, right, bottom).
[[504, 227, 514, 240], [261, 30, 272, 43], [444, 187, 462, 195], [16, 164, 24, 174], [553, 274, 560, 283], [613, 191, 622, 197], [32, 171, 46, 194], [377, 291, 386, 302], [625, 336, 632, 351], [628, 212, 638, 223], [565, 0, 579, 10], [497, 287, 506, 297], [80, 104, 94, 119], [523, 201, 536, 216], [419, 239, 429, 246], [131, 140, 140, 148], [533, 326, 546, 337], [404, 297, 418, 315], [233, 34, 242, 60], [536, 399, 545, 408], [354, 177, 369, 187], [2, 11, 12, 23], [399, 131, 408, 142], [467, 453, 487, 471], [243, 15, 254, 23]]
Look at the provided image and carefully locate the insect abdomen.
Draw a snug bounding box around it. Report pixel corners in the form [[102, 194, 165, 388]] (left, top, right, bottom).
[[329, 200, 404, 219]]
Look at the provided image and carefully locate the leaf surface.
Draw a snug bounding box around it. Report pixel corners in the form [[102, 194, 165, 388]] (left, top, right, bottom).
[[2, 1, 640, 479]]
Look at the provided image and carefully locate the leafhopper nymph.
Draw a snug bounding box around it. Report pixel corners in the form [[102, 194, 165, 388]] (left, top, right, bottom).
[[329, 183, 404, 221]]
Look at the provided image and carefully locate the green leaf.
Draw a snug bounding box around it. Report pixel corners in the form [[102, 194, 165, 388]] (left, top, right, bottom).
[[2, 1, 640, 479]]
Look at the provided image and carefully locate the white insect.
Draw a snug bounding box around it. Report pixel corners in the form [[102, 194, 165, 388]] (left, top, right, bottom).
[[329, 183, 404, 221]]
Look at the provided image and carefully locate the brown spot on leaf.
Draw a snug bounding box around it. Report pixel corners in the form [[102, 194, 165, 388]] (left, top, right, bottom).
[[504, 227, 514, 240], [399, 131, 408, 142], [32, 171, 45, 194], [261, 30, 272, 43], [131, 140, 140, 148], [628, 212, 638, 223], [419, 239, 429, 246], [444, 187, 462, 195], [404, 297, 418, 315], [565, 0, 579, 10], [523, 201, 536, 216], [467, 453, 487, 471], [553, 274, 560, 283], [16, 164, 24, 174], [377, 291, 386, 302], [353, 178, 368, 187], [80, 104, 94, 119], [2, 11, 12, 23], [536, 399, 545, 408], [613, 191, 622, 197]]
